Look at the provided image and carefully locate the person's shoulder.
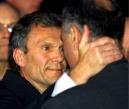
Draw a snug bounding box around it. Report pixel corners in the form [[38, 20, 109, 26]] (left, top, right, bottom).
[[0, 80, 23, 109], [40, 85, 111, 109], [40, 96, 69, 109]]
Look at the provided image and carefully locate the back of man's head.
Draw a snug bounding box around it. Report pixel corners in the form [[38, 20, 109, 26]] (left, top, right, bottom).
[[62, 0, 125, 43]]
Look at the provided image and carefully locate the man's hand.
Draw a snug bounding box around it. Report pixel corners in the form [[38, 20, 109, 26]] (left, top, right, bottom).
[[70, 26, 123, 85]]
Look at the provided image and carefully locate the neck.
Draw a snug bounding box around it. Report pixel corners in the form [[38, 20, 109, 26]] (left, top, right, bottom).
[[20, 71, 48, 94], [31, 82, 48, 94]]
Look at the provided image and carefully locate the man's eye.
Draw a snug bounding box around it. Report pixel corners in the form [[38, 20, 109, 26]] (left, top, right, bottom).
[[59, 47, 64, 52], [43, 46, 50, 51]]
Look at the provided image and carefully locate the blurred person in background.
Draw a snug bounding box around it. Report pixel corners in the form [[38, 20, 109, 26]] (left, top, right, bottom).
[[122, 17, 129, 61], [0, 1, 20, 79], [7, 0, 44, 17]]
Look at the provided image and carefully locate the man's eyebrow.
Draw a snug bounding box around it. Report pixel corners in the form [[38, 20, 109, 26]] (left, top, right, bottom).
[[0, 22, 16, 26]]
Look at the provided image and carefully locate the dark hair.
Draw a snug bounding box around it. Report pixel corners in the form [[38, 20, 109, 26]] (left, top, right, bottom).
[[62, 0, 125, 43], [115, 0, 128, 16], [9, 11, 62, 73], [0, 0, 5, 3]]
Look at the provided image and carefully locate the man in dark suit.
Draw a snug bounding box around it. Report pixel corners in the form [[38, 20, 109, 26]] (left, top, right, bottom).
[[0, 10, 122, 109], [40, 0, 128, 109]]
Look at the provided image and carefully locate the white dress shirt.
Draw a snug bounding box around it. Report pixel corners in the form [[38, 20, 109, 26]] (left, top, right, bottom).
[[51, 72, 76, 97]]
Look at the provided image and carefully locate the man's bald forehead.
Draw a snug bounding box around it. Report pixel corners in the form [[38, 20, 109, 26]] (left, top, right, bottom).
[[95, 0, 114, 11]]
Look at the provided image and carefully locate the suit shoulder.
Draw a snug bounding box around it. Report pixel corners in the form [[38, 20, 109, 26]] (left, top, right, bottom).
[[0, 81, 23, 109]]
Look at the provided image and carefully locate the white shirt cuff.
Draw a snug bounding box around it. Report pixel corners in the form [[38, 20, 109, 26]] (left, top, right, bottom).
[[51, 73, 76, 97]]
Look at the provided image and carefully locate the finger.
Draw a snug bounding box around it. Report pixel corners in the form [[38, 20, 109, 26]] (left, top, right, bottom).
[[102, 49, 122, 57], [90, 37, 116, 47], [95, 46, 123, 65], [98, 49, 123, 64], [95, 43, 120, 51], [79, 25, 90, 49], [102, 54, 123, 65]]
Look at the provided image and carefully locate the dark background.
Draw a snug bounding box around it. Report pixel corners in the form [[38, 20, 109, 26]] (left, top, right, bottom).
[[115, 0, 128, 16], [40, 0, 128, 16]]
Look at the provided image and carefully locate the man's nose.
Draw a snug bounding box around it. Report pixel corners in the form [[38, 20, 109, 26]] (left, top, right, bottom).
[[1, 27, 10, 39], [53, 51, 64, 62]]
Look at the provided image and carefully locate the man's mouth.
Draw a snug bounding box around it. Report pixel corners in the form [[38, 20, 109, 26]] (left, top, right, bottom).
[[47, 68, 62, 71], [0, 40, 9, 46]]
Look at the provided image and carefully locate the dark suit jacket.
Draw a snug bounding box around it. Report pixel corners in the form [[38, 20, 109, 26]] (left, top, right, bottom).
[[41, 59, 128, 109], [0, 70, 54, 109]]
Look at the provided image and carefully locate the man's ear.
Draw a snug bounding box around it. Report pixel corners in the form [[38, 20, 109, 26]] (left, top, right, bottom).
[[70, 25, 81, 49], [13, 49, 26, 67]]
